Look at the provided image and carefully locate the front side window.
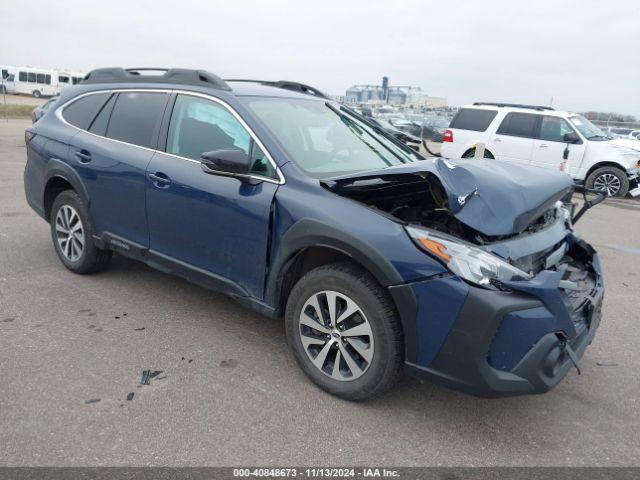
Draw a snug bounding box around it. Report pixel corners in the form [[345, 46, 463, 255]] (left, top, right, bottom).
[[167, 95, 278, 178], [45, 74, 51, 85], [106, 92, 168, 148], [167, 95, 250, 159], [59, 76, 69, 84], [496, 112, 539, 138], [243, 98, 419, 178], [539, 116, 576, 142]]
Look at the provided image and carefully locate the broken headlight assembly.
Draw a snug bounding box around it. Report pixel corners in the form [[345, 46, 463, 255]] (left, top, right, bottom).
[[406, 226, 532, 288]]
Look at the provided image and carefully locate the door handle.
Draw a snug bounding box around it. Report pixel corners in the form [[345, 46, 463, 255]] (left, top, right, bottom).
[[74, 150, 92, 163], [539, 144, 548, 148], [148, 172, 172, 188], [493, 138, 501, 143]]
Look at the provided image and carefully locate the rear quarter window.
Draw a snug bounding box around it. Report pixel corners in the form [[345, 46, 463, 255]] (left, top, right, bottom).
[[62, 93, 111, 130], [449, 108, 498, 132]]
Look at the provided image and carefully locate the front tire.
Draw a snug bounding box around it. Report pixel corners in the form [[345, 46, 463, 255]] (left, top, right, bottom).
[[586, 166, 629, 197], [285, 262, 403, 401], [50, 190, 112, 274], [32, 90, 41, 98]]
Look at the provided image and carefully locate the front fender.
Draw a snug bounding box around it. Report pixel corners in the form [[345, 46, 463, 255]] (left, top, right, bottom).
[[265, 218, 406, 309]]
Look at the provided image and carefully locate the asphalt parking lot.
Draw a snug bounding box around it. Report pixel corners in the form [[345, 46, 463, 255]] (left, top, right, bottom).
[[1, 119, 639, 467]]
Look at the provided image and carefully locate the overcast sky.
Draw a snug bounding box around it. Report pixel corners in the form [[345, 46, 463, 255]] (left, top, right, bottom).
[[1, 0, 639, 115]]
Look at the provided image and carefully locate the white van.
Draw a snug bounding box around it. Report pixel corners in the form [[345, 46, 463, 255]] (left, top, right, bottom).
[[3, 67, 84, 98], [440, 103, 640, 197]]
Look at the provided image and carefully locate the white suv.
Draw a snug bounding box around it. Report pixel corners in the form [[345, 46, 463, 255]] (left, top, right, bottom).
[[440, 103, 640, 197]]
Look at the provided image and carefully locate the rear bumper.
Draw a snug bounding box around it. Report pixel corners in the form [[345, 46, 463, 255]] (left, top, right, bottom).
[[393, 241, 604, 398]]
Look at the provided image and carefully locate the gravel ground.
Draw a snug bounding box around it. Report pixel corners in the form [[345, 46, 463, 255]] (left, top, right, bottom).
[[1, 119, 639, 466]]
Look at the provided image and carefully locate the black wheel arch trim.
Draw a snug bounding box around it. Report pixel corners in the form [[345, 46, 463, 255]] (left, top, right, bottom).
[[265, 218, 405, 314], [42, 159, 91, 220]]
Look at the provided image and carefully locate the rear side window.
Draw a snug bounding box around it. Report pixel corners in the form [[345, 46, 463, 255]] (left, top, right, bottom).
[[496, 112, 539, 138], [62, 93, 111, 130], [449, 108, 498, 131], [19, 72, 27, 82], [106, 92, 168, 148]]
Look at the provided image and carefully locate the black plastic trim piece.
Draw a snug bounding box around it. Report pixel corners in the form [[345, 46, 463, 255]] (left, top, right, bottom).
[[82, 68, 231, 91]]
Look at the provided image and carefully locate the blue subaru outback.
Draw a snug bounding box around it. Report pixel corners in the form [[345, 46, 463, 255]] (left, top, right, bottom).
[[24, 68, 605, 399]]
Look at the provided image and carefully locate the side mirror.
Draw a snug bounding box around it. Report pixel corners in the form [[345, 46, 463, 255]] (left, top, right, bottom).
[[200, 149, 251, 177], [563, 132, 581, 144]]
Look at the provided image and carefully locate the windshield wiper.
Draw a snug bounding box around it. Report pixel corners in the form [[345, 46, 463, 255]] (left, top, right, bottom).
[[339, 104, 426, 160], [325, 102, 409, 165]]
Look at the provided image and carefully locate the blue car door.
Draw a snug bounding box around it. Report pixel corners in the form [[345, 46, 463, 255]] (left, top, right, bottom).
[[145, 93, 280, 298], [66, 91, 170, 247]]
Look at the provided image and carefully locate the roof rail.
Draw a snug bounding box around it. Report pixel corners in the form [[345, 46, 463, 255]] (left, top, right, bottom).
[[473, 102, 554, 111], [81, 68, 231, 91], [226, 79, 329, 99]]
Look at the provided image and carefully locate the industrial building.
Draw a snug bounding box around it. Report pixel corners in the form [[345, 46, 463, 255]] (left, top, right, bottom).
[[345, 76, 446, 108]]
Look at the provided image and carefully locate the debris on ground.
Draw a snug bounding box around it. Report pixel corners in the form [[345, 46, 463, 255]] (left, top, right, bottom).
[[220, 359, 238, 368], [134, 327, 145, 331], [126, 392, 134, 401], [149, 370, 164, 379], [141, 370, 151, 385], [84, 398, 101, 404], [596, 362, 619, 367], [2, 318, 15, 323]]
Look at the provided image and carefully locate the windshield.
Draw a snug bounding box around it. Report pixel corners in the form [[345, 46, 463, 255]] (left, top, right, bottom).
[[569, 115, 610, 141], [243, 98, 420, 178]]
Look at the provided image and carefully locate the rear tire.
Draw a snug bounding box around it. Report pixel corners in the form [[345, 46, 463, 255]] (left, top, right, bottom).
[[586, 166, 629, 197], [50, 190, 112, 274], [463, 147, 494, 159], [285, 262, 403, 401]]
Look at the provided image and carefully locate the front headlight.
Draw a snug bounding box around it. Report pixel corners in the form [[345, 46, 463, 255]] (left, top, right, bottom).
[[405, 226, 532, 288]]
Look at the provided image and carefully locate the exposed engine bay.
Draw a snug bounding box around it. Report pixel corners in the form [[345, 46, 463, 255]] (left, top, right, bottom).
[[322, 172, 560, 246]]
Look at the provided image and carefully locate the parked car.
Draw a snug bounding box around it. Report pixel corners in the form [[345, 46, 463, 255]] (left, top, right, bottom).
[[440, 103, 640, 197], [24, 68, 605, 399], [32, 96, 59, 123], [368, 117, 422, 150], [607, 127, 639, 139]]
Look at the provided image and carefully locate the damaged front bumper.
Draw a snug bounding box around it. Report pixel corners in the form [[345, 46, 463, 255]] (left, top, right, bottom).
[[391, 239, 604, 397]]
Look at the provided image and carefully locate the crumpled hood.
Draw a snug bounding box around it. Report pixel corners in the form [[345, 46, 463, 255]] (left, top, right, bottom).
[[322, 158, 574, 236]]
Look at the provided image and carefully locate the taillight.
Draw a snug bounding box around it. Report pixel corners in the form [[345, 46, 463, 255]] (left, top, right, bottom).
[[443, 129, 453, 142], [25, 130, 36, 145]]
